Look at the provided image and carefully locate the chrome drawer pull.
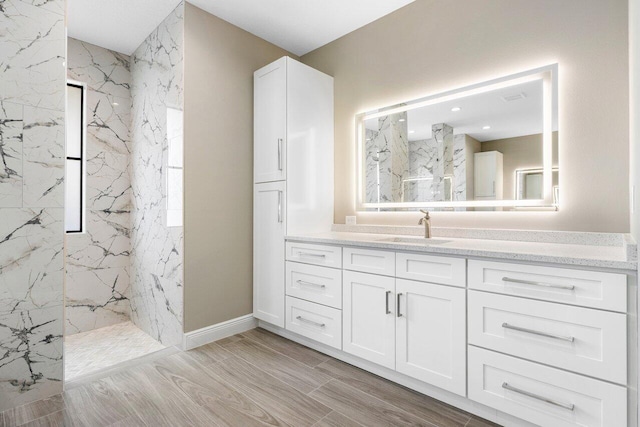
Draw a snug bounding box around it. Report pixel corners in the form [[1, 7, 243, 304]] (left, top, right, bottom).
[[296, 316, 325, 328], [502, 382, 575, 411], [299, 252, 326, 259], [385, 290, 391, 314], [502, 323, 575, 343], [296, 280, 326, 289], [502, 276, 575, 291], [397, 293, 403, 317]]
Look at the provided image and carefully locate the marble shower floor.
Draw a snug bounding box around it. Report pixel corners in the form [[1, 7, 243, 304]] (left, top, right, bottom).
[[64, 321, 166, 381]]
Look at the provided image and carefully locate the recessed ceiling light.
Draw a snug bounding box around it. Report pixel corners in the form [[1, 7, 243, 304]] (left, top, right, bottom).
[[482, 125, 491, 130], [451, 107, 461, 112], [408, 130, 415, 134]]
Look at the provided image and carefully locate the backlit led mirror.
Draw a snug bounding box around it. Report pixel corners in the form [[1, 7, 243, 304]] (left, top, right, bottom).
[[356, 64, 558, 211]]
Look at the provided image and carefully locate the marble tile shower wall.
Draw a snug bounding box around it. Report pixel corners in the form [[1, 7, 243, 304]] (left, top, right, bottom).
[[0, 0, 66, 411], [65, 38, 133, 335], [130, 3, 184, 347]]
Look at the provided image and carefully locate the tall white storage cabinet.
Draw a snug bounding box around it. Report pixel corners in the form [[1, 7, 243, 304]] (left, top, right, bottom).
[[253, 57, 334, 327]]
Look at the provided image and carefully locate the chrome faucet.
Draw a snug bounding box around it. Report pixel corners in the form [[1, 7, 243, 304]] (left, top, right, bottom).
[[418, 210, 432, 238]]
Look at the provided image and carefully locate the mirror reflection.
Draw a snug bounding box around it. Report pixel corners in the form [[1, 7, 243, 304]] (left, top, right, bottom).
[[361, 70, 558, 210]]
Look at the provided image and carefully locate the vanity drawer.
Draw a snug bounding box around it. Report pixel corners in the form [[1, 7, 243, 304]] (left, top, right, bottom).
[[343, 247, 395, 276], [396, 252, 466, 287], [468, 346, 626, 427], [285, 296, 342, 349], [286, 241, 342, 268], [468, 260, 627, 312], [286, 261, 342, 309], [468, 291, 626, 384]]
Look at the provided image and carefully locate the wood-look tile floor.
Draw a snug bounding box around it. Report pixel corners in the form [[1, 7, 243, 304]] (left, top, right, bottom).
[[1, 328, 500, 427]]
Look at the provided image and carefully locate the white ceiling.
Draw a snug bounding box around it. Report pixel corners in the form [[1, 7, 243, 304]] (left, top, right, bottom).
[[67, 0, 183, 55], [67, 0, 415, 56], [187, 0, 415, 56], [366, 80, 551, 143]]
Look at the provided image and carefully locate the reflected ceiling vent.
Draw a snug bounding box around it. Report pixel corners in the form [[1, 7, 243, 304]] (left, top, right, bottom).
[[501, 92, 527, 102]]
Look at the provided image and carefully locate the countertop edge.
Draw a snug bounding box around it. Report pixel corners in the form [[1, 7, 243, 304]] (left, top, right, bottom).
[[285, 234, 638, 272]]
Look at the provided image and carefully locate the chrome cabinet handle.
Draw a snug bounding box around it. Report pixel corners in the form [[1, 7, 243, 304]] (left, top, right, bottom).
[[397, 293, 403, 317], [277, 191, 283, 223], [296, 316, 325, 328], [502, 322, 575, 342], [277, 138, 283, 171], [297, 280, 325, 289], [502, 382, 575, 411], [299, 252, 326, 258], [385, 291, 391, 314], [502, 276, 574, 291]]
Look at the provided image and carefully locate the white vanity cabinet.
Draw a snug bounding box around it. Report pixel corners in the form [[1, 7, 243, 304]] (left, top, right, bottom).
[[262, 238, 635, 427], [253, 57, 333, 326], [342, 250, 467, 396]]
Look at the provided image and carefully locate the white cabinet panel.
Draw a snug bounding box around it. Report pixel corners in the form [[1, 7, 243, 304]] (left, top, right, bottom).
[[396, 252, 466, 287], [468, 291, 626, 384], [286, 241, 342, 268], [343, 270, 395, 369], [343, 247, 395, 276], [254, 57, 286, 183], [253, 182, 286, 327], [468, 260, 627, 312], [286, 261, 342, 309], [396, 279, 466, 396], [286, 296, 342, 349], [468, 346, 627, 427]]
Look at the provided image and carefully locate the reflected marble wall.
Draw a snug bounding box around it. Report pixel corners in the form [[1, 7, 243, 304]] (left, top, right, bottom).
[[407, 123, 453, 202], [0, 0, 66, 411], [65, 38, 132, 335], [130, 3, 184, 347]]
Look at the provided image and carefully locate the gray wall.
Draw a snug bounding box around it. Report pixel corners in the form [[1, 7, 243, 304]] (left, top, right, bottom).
[[183, 3, 293, 332], [301, 0, 629, 232]]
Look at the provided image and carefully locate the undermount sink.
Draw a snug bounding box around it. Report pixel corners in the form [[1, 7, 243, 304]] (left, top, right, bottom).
[[376, 236, 452, 245]]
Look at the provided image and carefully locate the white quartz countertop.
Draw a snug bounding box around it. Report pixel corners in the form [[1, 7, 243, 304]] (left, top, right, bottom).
[[285, 231, 638, 271]]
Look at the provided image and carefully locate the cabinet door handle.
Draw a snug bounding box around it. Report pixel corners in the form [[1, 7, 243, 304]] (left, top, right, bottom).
[[502, 323, 575, 342], [385, 290, 391, 314], [397, 293, 403, 317], [297, 280, 326, 289], [296, 316, 325, 328], [277, 191, 283, 223], [492, 181, 495, 195], [278, 138, 283, 171], [502, 382, 575, 411], [298, 252, 326, 259], [502, 277, 574, 291]]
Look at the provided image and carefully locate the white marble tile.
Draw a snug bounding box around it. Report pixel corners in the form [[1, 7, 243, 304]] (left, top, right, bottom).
[[129, 3, 184, 347], [86, 90, 131, 156], [0, 0, 66, 111], [0, 101, 23, 207], [86, 149, 131, 212], [0, 208, 63, 317], [65, 267, 130, 335], [65, 210, 130, 273], [0, 305, 63, 412], [22, 106, 64, 207], [64, 321, 164, 381], [67, 38, 131, 99]]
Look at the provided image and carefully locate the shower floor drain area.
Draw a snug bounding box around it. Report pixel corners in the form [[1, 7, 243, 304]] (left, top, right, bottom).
[[64, 321, 166, 381]]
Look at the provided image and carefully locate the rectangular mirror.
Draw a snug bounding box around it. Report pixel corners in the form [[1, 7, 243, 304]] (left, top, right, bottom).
[[356, 64, 558, 211]]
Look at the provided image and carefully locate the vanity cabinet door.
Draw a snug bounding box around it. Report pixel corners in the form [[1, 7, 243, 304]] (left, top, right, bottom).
[[253, 181, 286, 327], [254, 57, 286, 183], [395, 279, 466, 396], [343, 271, 396, 369]]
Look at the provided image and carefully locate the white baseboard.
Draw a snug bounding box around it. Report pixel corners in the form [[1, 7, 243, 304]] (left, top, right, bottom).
[[183, 314, 257, 350]]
